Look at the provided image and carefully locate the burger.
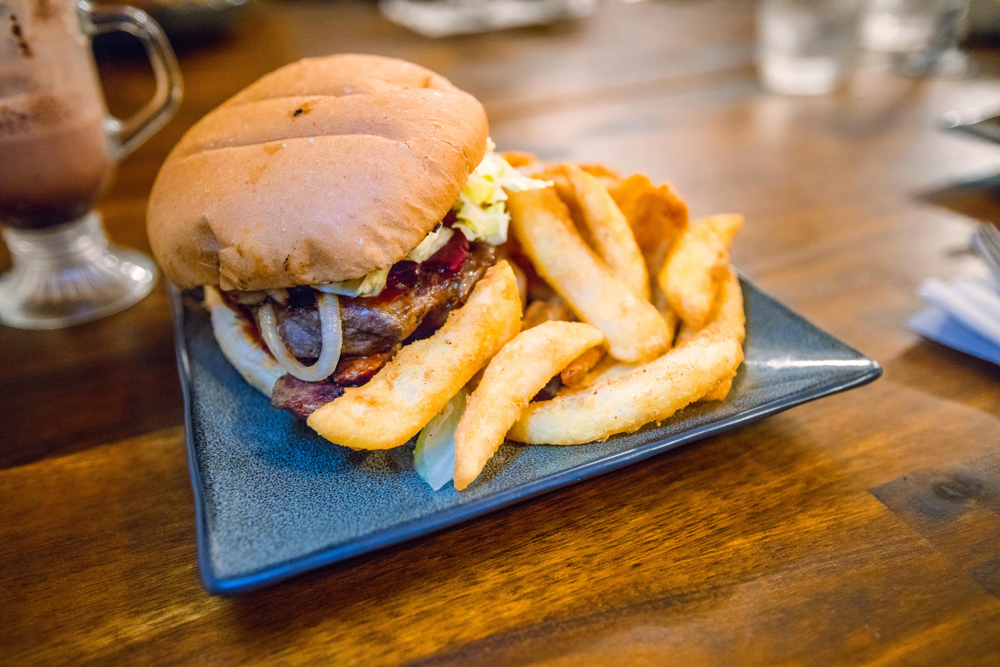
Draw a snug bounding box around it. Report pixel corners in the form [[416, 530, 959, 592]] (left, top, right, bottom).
[[147, 54, 545, 417]]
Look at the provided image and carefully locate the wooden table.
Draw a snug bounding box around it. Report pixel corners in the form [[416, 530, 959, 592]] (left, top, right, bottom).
[[4, 1, 1000, 663]]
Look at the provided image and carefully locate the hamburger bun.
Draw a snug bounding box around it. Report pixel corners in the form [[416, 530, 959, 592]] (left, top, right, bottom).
[[147, 54, 489, 291]]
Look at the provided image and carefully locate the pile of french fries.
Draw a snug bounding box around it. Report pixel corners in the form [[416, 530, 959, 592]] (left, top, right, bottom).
[[308, 156, 745, 491]]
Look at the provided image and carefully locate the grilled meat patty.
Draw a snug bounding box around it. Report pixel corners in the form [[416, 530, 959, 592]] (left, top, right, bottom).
[[278, 237, 494, 357], [269, 236, 497, 416]]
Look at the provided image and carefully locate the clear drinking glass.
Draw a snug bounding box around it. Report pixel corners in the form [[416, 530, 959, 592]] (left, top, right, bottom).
[[862, 0, 970, 77], [0, 0, 182, 329], [756, 0, 862, 95]]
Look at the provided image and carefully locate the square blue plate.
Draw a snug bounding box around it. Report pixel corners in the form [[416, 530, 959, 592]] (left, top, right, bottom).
[[171, 278, 881, 595]]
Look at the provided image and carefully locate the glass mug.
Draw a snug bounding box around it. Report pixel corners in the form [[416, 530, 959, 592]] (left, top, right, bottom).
[[0, 0, 181, 329]]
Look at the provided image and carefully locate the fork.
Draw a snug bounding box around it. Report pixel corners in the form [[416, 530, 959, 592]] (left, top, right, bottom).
[[972, 222, 1000, 284]]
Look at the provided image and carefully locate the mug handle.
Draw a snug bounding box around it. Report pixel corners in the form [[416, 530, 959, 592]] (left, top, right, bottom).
[[77, 0, 183, 160]]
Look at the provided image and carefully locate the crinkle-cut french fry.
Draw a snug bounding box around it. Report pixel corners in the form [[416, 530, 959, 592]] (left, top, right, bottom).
[[506, 187, 672, 363], [659, 214, 743, 329], [454, 321, 604, 490], [307, 261, 522, 450], [558, 164, 650, 300], [507, 334, 744, 445]]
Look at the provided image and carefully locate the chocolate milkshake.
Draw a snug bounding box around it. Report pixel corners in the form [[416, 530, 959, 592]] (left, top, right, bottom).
[[0, 90, 114, 228], [0, 4, 114, 229], [0, 0, 180, 328]]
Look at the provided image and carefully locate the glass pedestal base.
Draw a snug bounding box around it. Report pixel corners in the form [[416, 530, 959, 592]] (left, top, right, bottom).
[[0, 212, 158, 329]]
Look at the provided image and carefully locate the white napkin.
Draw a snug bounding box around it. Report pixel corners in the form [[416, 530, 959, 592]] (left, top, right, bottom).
[[908, 272, 1000, 366]]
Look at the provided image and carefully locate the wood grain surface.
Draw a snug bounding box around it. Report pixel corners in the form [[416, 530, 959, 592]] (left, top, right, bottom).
[[3, 0, 1000, 664]]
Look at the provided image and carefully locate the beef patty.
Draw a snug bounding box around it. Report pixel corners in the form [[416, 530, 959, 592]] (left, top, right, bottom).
[[277, 236, 495, 358], [264, 235, 496, 417]]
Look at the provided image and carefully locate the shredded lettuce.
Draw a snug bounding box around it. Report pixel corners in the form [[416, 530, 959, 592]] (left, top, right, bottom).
[[452, 140, 551, 245], [406, 225, 454, 263], [313, 266, 390, 298], [414, 389, 467, 491], [313, 227, 455, 298]]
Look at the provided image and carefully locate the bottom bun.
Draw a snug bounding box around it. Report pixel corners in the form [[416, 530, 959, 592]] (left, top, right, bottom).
[[204, 286, 284, 398]]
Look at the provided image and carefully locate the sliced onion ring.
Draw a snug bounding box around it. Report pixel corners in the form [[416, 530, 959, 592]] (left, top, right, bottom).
[[258, 291, 342, 382]]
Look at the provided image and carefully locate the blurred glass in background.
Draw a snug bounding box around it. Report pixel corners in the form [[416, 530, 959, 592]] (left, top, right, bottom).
[[756, 0, 863, 95], [862, 0, 971, 76], [756, 0, 987, 95]]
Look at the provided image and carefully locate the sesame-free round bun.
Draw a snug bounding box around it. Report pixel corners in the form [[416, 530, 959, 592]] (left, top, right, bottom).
[[147, 54, 489, 291]]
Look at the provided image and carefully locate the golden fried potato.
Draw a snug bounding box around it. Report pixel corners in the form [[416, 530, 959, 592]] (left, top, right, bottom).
[[606, 173, 689, 339], [507, 187, 672, 363], [559, 346, 606, 387], [556, 355, 637, 396], [609, 174, 689, 275], [701, 379, 732, 402], [675, 267, 746, 346], [497, 234, 558, 305], [542, 168, 582, 224], [563, 268, 743, 403], [501, 151, 541, 170], [454, 321, 605, 490], [539, 165, 672, 324], [660, 302, 681, 347], [307, 262, 522, 449], [659, 214, 743, 329], [675, 267, 746, 401], [558, 164, 650, 300], [507, 333, 744, 445], [521, 298, 573, 331], [579, 163, 621, 188]]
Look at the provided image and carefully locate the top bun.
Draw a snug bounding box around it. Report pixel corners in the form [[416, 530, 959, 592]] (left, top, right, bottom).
[[147, 54, 489, 291]]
